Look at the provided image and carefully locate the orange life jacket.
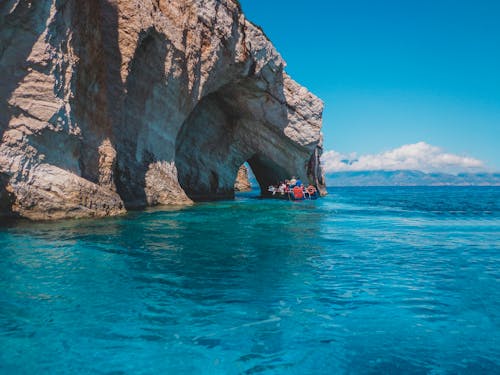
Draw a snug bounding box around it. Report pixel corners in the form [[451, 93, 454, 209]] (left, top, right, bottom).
[[293, 186, 304, 199]]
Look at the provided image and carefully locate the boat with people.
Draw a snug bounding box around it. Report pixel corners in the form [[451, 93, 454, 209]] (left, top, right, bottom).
[[267, 176, 319, 201]]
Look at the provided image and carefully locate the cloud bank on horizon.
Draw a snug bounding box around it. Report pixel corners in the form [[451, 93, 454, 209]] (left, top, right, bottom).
[[322, 142, 486, 174]]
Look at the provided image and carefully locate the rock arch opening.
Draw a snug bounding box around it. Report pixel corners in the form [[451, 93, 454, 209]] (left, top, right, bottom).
[[115, 28, 171, 207], [174, 78, 299, 202]]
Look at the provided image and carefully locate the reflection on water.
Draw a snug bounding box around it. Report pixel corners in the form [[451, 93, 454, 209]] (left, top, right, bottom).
[[1, 187, 499, 374]]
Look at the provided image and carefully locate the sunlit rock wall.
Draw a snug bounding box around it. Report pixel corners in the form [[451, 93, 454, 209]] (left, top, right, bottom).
[[234, 165, 252, 192]]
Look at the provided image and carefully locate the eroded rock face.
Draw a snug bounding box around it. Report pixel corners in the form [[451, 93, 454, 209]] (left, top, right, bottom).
[[0, 0, 325, 220]]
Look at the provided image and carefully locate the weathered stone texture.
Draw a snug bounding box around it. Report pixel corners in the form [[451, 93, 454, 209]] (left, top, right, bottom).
[[234, 164, 252, 192], [0, 0, 325, 220]]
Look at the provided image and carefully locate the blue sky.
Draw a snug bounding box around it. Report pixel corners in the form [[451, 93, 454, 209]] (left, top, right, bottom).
[[239, 0, 500, 171]]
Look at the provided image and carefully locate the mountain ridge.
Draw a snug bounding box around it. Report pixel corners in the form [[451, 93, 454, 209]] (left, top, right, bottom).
[[326, 170, 500, 186]]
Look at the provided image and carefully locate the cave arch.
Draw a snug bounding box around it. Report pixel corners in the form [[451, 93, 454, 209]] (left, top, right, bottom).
[[115, 28, 170, 207], [174, 78, 299, 201], [114, 28, 191, 208]]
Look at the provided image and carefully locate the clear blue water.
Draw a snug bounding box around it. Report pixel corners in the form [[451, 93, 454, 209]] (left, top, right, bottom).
[[1, 187, 499, 374]]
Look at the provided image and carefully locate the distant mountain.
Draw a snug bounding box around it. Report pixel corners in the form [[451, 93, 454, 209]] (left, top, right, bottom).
[[325, 170, 500, 186]]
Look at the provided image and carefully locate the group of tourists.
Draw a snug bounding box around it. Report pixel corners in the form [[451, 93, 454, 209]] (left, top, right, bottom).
[[267, 176, 318, 200]]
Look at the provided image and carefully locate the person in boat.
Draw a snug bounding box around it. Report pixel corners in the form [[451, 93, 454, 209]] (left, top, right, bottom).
[[306, 184, 317, 196], [278, 181, 286, 195], [289, 176, 297, 187], [292, 184, 304, 199], [295, 177, 302, 187]]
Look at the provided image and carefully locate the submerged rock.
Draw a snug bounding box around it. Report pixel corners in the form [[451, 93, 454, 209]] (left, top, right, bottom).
[[0, 0, 325, 220]]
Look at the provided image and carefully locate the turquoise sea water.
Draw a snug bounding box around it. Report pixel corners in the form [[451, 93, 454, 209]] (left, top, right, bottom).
[[1, 187, 499, 374]]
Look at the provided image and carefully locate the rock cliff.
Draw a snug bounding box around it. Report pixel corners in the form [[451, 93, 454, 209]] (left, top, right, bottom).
[[0, 0, 325, 220], [234, 164, 252, 192]]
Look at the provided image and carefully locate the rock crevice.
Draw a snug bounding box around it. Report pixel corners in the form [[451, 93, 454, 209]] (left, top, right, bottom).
[[0, 0, 325, 220]]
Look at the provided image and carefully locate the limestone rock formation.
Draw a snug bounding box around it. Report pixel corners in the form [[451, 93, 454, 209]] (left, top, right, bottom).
[[234, 165, 252, 192], [0, 0, 325, 220]]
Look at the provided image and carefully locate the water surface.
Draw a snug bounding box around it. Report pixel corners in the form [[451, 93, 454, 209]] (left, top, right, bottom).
[[1, 187, 499, 374]]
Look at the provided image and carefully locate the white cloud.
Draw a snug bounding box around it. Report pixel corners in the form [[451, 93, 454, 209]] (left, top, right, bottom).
[[322, 142, 485, 174]]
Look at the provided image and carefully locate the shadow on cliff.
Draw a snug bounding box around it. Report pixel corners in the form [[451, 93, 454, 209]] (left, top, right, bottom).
[[114, 28, 176, 209], [70, 0, 124, 187], [0, 172, 15, 216]]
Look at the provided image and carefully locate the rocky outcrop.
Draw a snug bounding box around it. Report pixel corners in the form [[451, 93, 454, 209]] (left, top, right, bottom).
[[0, 0, 325, 220], [234, 164, 252, 192]]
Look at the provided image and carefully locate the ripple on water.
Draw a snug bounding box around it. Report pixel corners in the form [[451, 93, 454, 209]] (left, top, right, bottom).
[[0, 187, 499, 373]]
